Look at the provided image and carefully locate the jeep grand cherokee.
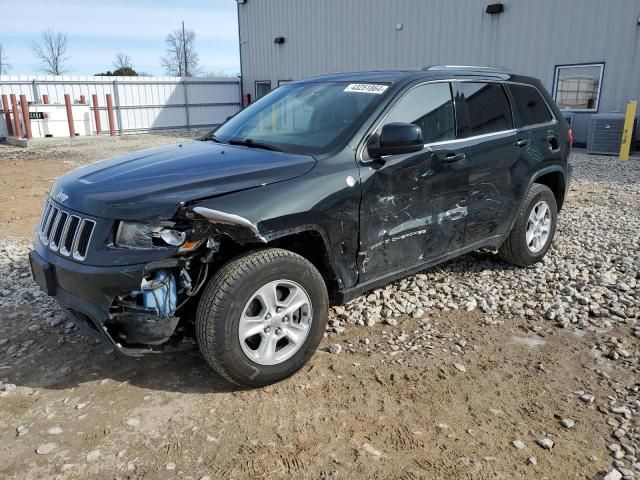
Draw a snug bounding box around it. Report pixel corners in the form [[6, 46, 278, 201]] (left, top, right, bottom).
[[30, 66, 572, 387]]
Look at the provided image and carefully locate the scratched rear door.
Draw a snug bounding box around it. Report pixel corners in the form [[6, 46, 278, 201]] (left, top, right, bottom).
[[454, 81, 518, 245]]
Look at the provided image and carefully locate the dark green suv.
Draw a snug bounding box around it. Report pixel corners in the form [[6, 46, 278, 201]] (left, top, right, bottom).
[[30, 66, 572, 387]]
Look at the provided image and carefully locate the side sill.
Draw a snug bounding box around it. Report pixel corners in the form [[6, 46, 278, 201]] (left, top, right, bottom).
[[334, 235, 504, 305]]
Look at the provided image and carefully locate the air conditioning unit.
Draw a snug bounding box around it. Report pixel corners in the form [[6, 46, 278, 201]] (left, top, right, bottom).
[[587, 113, 637, 155]]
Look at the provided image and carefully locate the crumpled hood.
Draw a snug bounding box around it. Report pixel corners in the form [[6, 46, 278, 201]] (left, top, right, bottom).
[[51, 141, 316, 220]]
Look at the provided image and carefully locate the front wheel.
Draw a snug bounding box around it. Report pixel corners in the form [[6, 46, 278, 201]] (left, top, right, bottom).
[[499, 183, 558, 267], [196, 248, 328, 387]]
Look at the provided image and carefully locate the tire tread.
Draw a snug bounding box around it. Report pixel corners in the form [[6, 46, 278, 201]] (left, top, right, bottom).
[[499, 183, 557, 267]]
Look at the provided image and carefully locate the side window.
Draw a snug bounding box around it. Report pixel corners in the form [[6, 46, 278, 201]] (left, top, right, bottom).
[[460, 82, 512, 136], [509, 84, 553, 126], [382, 83, 455, 144]]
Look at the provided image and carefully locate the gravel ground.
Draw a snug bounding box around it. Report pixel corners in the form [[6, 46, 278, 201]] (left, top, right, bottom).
[[0, 144, 638, 479]]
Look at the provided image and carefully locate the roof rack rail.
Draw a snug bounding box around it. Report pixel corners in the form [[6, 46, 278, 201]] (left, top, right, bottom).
[[423, 65, 508, 72]]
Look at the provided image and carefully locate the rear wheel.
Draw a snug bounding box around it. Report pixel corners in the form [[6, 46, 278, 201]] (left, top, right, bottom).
[[196, 248, 328, 387], [499, 183, 557, 266]]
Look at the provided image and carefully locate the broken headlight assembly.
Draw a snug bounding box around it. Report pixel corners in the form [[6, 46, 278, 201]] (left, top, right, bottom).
[[115, 221, 203, 252]]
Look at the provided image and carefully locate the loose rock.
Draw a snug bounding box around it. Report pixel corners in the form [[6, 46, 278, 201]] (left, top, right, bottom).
[[36, 443, 56, 455], [536, 437, 554, 450]]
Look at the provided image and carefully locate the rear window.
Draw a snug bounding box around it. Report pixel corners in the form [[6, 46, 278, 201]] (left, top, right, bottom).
[[509, 84, 554, 126], [460, 82, 513, 137]]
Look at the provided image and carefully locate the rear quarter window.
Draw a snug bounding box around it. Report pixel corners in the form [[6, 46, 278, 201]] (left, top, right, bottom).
[[509, 84, 554, 126]]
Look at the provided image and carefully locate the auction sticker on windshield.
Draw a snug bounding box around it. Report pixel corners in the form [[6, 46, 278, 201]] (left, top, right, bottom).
[[343, 83, 389, 94]]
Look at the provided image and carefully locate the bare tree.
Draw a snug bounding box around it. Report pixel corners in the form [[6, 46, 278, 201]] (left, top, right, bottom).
[[160, 23, 200, 77], [0, 43, 12, 75], [113, 53, 133, 70], [31, 30, 70, 75]]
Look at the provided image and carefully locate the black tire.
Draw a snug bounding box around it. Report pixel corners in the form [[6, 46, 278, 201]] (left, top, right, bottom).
[[499, 183, 558, 267], [196, 248, 328, 387]]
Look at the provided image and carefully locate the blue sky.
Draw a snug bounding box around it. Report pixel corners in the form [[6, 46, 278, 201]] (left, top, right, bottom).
[[1, 0, 240, 76]]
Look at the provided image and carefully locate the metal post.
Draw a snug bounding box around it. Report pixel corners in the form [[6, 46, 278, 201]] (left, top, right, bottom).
[[32, 79, 40, 104], [2, 94, 14, 137], [113, 80, 123, 135], [20, 95, 32, 140], [42, 94, 49, 104], [10, 94, 22, 138], [106, 94, 116, 136], [92, 94, 101, 135], [64, 94, 75, 138], [619, 100, 637, 161], [183, 80, 190, 130]]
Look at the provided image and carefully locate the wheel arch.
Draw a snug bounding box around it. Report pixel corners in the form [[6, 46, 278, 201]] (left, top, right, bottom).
[[501, 165, 566, 245], [265, 226, 340, 299], [532, 168, 567, 211]]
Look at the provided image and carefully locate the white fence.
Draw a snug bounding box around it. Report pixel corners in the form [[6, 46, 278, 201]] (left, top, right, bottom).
[[0, 75, 242, 138]]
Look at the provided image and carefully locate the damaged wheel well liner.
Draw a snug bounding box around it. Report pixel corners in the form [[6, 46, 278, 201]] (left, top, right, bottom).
[[266, 230, 339, 299]]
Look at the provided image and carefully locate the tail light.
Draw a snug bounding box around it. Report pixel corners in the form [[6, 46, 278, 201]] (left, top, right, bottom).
[[567, 128, 574, 147]]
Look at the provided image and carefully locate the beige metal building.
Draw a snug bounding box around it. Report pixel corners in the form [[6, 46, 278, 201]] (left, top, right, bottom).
[[236, 0, 640, 145]]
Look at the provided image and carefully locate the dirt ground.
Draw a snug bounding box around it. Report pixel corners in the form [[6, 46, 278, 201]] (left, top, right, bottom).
[[0, 135, 636, 479]]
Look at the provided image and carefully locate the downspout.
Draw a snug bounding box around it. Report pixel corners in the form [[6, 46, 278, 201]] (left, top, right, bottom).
[[237, 0, 244, 108]]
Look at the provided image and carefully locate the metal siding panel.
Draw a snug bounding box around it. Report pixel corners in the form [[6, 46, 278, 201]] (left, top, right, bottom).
[[239, 0, 639, 146]]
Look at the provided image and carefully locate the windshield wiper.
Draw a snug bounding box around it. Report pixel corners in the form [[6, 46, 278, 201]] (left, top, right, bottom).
[[200, 132, 222, 143], [228, 137, 283, 152]]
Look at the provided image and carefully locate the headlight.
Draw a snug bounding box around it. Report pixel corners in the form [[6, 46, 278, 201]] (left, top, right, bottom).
[[116, 221, 188, 249]]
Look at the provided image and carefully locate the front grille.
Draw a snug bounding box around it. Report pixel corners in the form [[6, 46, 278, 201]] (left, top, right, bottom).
[[38, 200, 96, 261]]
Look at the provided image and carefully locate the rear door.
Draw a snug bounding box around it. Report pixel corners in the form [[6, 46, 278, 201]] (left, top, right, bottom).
[[507, 82, 561, 165], [454, 81, 520, 245]]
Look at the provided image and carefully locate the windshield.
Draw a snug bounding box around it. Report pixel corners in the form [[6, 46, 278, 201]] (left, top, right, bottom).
[[210, 82, 388, 154]]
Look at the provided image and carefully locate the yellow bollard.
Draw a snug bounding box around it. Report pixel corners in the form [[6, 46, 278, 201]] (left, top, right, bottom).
[[619, 100, 637, 161]]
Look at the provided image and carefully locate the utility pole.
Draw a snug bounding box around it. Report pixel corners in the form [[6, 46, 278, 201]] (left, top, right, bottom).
[[182, 21, 188, 77]]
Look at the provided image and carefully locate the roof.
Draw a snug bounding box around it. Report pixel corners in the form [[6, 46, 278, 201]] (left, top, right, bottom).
[[293, 66, 532, 85], [294, 70, 418, 84]]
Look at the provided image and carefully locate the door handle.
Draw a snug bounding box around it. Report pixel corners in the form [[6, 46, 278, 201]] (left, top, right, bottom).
[[442, 152, 466, 163], [515, 138, 531, 147]]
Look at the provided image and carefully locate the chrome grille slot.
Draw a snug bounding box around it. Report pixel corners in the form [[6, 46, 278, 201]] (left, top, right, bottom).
[[39, 203, 52, 233], [37, 199, 96, 262], [60, 216, 80, 256], [43, 207, 60, 245], [73, 219, 95, 261], [49, 212, 69, 251]]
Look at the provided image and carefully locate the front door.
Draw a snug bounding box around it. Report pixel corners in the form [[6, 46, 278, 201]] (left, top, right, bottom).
[[357, 82, 469, 282]]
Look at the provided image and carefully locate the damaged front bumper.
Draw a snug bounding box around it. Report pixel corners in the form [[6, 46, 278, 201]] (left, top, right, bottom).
[[29, 241, 189, 356]]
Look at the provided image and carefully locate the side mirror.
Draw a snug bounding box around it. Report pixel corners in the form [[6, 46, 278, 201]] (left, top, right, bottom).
[[368, 122, 424, 158]]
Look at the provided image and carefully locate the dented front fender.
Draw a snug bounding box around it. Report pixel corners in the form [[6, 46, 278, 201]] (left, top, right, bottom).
[[191, 206, 267, 244]]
